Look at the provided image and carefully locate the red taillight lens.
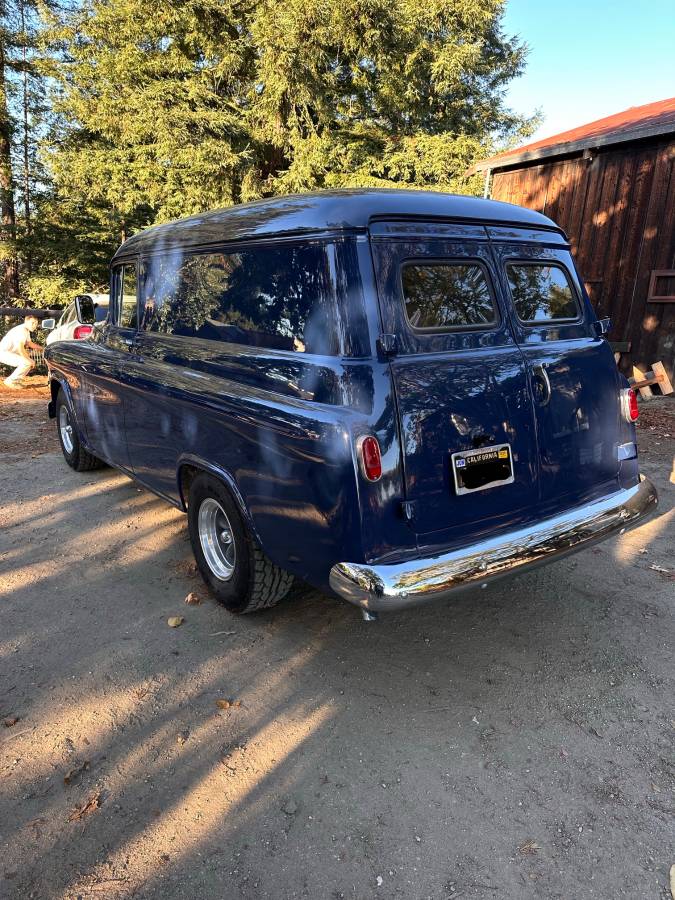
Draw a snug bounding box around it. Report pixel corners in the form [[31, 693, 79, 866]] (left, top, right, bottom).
[[628, 389, 639, 422], [620, 387, 639, 423], [73, 324, 93, 340], [358, 435, 382, 482]]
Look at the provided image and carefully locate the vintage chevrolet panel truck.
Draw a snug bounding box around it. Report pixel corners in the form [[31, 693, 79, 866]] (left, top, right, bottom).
[[45, 190, 657, 616]]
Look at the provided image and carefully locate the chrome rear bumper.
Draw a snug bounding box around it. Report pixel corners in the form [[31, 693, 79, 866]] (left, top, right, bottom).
[[329, 476, 658, 612]]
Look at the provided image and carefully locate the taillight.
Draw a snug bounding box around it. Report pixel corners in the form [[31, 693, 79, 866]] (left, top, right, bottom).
[[358, 435, 382, 482], [73, 324, 93, 340], [620, 387, 639, 423]]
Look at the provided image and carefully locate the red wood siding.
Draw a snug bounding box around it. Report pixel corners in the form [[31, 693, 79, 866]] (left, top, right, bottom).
[[490, 137, 675, 382]]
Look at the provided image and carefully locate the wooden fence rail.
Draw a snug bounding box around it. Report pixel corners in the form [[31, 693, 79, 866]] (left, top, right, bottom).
[[0, 306, 63, 319]]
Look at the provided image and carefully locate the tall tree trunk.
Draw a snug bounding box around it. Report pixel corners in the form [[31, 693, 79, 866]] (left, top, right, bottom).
[[0, 37, 19, 300], [20, 0, 31, 274]]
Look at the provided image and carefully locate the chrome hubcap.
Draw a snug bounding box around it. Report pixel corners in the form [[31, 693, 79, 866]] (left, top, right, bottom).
[[198, 498, 236, 581], [59, 405, 74, 454]]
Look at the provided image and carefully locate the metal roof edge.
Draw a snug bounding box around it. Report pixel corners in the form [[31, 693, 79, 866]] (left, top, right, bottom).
[[471, 120, 675, 174], [111, 189, 559, 259]]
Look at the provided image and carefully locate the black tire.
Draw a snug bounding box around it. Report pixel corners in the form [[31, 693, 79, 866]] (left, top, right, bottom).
[[187, 472, 294, 614], [55, 389, 104, 472]]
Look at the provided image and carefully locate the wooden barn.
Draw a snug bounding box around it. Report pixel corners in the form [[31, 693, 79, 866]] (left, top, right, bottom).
[[474, 97, 675, 384]]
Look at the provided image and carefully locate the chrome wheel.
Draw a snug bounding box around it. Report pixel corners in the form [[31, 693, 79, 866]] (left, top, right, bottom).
[[198, 498, 236, 581], [59, 404, 74, 454]]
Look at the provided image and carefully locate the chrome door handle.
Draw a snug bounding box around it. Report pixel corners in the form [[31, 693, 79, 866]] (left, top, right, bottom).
[[532, 364, 551, 406]]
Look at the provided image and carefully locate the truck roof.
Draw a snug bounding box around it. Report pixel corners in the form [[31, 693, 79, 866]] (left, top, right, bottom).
[[113, 188, 561, 259]]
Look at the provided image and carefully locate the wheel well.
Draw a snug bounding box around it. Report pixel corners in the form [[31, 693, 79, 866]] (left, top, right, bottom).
[[178, 464, 200, 510], [177, 462, 260, 544], [48, 378, 64, 418]]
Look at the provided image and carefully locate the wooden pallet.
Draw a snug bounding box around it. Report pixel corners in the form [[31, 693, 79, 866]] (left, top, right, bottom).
[[629, 362, 674, 399]]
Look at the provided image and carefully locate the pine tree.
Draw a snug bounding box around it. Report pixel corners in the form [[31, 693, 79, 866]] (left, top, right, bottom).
[[0, 1, 19, 300], [0, 0, 54, 302], [15, 0, 50, 275], [45, 0, 535, 246]]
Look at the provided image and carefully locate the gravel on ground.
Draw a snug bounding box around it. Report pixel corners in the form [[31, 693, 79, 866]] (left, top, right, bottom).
[[1, 382, 673, 900]]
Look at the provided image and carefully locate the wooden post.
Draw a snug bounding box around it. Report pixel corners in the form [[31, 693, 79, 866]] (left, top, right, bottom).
[[483, 168, 491, 199]]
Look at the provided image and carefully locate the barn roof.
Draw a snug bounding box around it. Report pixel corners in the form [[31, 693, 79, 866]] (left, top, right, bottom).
[[473, 96, 675, 173], [113, 189, 559, 258]]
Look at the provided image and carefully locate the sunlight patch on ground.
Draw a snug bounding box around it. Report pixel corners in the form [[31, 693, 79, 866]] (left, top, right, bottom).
[[612, 506, 674, 565], [0, 496, 183, 597], [61, 702, 334, 899], [0, 679, 154, 795]]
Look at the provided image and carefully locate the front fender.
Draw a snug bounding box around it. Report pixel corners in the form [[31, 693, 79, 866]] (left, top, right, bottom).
[[47, 371, 77, 425]]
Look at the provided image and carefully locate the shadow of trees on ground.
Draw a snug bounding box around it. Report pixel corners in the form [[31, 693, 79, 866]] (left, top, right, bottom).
[[1, 418, 674, 900]]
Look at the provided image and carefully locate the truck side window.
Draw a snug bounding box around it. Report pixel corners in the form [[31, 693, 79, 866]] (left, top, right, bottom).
[[141, 242, 338, 355], [401, 262, 497, 331], [112, 264, 138, 328], [506, 263, 579, 323]]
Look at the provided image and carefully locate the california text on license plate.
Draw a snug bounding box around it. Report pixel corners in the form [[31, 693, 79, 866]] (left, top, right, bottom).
[[451, 443, 515, 495]]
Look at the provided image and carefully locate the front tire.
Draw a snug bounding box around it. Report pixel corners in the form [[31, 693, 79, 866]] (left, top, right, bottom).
[[187, 473, 294, 614], [56, 389, 104, 472]]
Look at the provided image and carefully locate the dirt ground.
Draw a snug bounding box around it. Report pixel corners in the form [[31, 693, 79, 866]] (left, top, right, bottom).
[[1, 378, 674, 900]]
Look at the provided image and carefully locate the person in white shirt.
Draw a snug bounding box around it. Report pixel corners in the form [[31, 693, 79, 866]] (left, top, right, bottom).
[[0, 315, 42, 387]]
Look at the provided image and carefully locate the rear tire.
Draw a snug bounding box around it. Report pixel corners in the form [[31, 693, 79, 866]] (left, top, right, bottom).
[[187, 472, 294, 614], [56, 389, 104, 472]]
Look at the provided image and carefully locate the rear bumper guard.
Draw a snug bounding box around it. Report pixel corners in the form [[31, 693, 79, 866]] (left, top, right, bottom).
[[329, 476, 658, 612]]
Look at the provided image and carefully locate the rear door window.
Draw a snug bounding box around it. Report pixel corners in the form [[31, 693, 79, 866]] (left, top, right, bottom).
[[401, 261, 497, 331], [506, 262, 579, 324]]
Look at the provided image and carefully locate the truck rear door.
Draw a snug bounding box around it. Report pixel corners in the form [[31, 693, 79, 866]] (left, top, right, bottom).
[[370, 222, 540, 547], [489, 229, 623, 511]]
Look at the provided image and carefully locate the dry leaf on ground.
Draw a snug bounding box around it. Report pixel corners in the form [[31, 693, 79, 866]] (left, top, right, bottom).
[[216, 699, 242, 710], [2, 716, 19, 727], [68, 792, 101, 821], [167, 616, 185, 628], [518, 840, 541, 854], [184, 592, 201, 605]]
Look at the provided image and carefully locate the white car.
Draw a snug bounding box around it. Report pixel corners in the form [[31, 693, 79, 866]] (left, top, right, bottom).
[[44, 294, 109, 345]]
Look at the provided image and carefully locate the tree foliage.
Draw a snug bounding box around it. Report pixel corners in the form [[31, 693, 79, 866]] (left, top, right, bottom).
[[47, 0, 534, 219], [0, 0, 536, 306]]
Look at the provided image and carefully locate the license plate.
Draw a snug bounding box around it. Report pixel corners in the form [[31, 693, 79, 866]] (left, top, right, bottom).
[[451, 443, 514, 495]]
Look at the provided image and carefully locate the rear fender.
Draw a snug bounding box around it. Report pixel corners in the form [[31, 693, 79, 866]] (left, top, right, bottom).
[[175, 454, 263, 547]]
